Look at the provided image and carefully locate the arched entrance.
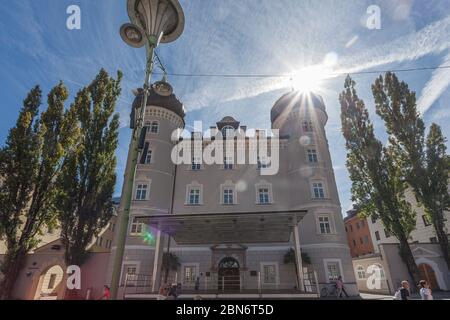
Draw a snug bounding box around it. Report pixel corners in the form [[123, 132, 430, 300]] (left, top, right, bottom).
[[418, 263, 440, 290], [218, 257, 240, 291]]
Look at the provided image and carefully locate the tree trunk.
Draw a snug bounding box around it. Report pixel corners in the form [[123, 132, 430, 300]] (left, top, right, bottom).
[[398, 236, 421, 290], [0, 250, 27, 300]]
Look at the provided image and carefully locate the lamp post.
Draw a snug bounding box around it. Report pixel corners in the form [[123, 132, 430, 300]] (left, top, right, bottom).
[[110, 0, 184, 300]]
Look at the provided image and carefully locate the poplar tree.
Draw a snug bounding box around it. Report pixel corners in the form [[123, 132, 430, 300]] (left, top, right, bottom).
[[372, 72, 450, 270], [56, 69, 122, 267], [0, 83, 77, 299], [340, 76, 420, 285]]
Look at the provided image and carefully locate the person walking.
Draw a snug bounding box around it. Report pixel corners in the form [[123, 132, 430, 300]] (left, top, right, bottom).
[[335, 276, 349, 298], [397, 280, 410, 300], [419, 280, 433, 300], [98, 285, 111, 300]]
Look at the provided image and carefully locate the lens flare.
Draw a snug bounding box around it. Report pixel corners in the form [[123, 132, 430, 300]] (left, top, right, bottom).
[[142, 229, 156, 246]]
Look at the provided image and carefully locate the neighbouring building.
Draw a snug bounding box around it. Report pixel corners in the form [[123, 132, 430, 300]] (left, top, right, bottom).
[[348, 190, 450, 294], [344, 210, 375, 258], [0, 199, 119, 300], [107, 80, 358, 299]]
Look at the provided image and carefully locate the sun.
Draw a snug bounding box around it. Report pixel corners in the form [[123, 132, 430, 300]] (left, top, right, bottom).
[[290, 65, 330, 93]]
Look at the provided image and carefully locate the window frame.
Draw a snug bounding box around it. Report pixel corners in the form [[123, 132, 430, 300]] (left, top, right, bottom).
[[260, 262, 279, 286], [135, 183, 149, 201], [317, 214, 334, 235], [311, 181, 326, 199], [306, 149, 318, 163]]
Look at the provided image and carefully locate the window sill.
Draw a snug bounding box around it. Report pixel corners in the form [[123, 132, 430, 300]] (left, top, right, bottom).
[[185, 204, 203, 206]]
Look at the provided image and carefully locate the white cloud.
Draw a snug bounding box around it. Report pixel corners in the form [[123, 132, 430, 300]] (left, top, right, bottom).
[[417, 52, 450, 115]]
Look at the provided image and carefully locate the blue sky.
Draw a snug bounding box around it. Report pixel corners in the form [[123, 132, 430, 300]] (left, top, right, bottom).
[[1, 0, 449, 216]]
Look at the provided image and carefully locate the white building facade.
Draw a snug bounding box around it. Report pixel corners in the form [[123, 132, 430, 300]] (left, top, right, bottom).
[[107, 83, 357, 298]]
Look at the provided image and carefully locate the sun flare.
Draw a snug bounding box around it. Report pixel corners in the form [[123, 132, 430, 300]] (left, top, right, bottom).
[[290, 64, 330, 93]]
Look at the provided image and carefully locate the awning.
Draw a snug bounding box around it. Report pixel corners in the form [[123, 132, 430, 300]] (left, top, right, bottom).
[[135, 210, 308, 245]]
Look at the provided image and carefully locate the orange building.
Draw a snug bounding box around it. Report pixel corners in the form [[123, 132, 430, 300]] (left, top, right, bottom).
[[344, 210, 375, 258]]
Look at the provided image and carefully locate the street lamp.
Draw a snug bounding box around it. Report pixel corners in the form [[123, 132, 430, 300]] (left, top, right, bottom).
[[110, 0, 184, 300]]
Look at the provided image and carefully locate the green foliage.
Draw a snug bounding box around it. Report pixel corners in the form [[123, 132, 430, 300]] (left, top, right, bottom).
[[283, 248, 311, 265], [56, 69, 122, 266], [0, 83, 75, 298], [162, 252, 181, 272], [372, 72, 450, 269], [340, 75, 420, 284]]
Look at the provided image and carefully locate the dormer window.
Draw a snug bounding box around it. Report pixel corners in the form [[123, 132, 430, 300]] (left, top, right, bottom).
[[222, 125, 235, 138]]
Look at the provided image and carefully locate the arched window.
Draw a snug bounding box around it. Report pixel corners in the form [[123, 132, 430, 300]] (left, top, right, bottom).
[[356, 265, 366, 280], [373, 264, 385, 279]]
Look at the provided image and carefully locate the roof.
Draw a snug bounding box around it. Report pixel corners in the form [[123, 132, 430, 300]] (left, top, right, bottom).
[[135, 210, 308, 245], [132, 85, 185, 119], [271, 91, 326, 123]]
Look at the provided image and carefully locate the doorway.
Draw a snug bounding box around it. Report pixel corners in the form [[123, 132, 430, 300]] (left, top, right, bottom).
[[418, 263, 440, 290], [218, 257, 240, 291]]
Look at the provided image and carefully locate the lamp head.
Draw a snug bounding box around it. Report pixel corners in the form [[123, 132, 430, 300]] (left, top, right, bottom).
[[125, 0, 185, 47], [120, 23, 146, 48]]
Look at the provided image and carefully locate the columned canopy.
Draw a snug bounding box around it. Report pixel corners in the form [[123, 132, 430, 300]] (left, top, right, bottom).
[[135, 210, 307, 245]]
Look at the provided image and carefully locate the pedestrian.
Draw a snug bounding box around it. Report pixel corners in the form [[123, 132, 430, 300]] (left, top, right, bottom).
[[167, 283, 178, 300], [335, 276, 349, 298], [396, 280, 410, 300], [98, 285, 111, 300], [157, 284, 168, 300], [419, 280, 433, 300]]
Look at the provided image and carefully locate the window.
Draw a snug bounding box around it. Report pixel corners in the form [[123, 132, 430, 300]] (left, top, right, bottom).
[[48, 274, 57, 289], [430, 237, 438, 243], [325, 261, 341, 281], [361, 220, 365, 227], [223, 188, 234, 205], [422, 215, 431, 227], [184, 266, 196, 283], [144, 149, 152, 164], [371, 216, 377, 224], [359, 237, 363, 244], [356, 266, 366, 280], [98, 237, 103, 247], [364, 235, 369, 244], [224, 156, 233, 170], [188, 188, 201, 205], [135, 184, 148, 201], [349, 225, 353, 232], [375, 231, 380, 241], [262, 264, 277, 284], [312, 182, 325, 199], [318, 215, 332, 234], [373, 264, 385, 280], [258, 188, 270, 204], [356, 222, 360, 230], [122, 264, 138, 285], [384, 229, 391, 238], [352, 239, 356, 247], [222, 125, 235, 138], [257, 156, 269, 169], [150, 121, 159, 134], [130, 217, 144, 235], [307, 149, 318, 163], [302, 120, 314, 133], [191, 157, 201, 171]]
